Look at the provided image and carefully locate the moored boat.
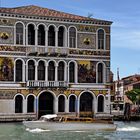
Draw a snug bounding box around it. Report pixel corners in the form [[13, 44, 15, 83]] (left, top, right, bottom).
[[23, 114, 117, 131]]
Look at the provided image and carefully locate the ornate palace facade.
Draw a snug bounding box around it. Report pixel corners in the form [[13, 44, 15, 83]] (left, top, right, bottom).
[[0, 5, 112, 120]]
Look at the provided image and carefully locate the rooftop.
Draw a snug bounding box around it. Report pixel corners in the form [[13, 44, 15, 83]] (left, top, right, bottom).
[[0, 5, 112, 24]]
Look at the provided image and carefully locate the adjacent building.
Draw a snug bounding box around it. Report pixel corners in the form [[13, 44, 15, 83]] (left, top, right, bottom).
[[113, 74, 140, 111], [0, 5, 112, 120]]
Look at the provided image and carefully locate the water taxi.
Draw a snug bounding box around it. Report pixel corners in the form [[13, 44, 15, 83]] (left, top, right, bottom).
[[23, 114, 117, 131]]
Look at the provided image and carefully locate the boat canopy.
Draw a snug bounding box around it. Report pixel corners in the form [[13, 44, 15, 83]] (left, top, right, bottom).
[[41, 114, 57, 119]]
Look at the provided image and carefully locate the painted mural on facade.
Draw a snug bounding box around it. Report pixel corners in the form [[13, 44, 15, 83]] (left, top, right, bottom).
[[0, 57, 14, 81], [78, 60, 96, 83]]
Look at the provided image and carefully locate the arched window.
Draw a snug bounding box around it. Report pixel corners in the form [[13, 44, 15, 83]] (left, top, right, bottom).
[[69, 62, 75, 83], [15, 95, 23, 113], [69, 27, 76, 48], [27, 95, 34, 113], [69, 95, 76, 112], [48, 26, 55, 46], [58, 26, 64, 47], [28, 60, 35, 80], [98, 95, 104, 112], [48, 61, 55, 81], [58, 62, 64, 81], [28, 24, 35, 45], [98, 29, 104, 49], [58, 95, 65, 112], [38, 61, 45, 80], [16, 23, 23, 45], [15, 60, 23, 82], [38, 25, 45, 46], [98, 63, 103, 83]]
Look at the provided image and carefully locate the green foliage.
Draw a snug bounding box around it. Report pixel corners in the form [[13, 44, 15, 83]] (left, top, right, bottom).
[[125, 89, 140, 103]]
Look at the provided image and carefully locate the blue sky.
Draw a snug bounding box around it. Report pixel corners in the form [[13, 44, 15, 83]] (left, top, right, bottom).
[[1, 0, 140, 79]]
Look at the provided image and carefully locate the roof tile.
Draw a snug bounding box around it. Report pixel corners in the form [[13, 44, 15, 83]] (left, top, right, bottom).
[[0, 5, 112, 24]]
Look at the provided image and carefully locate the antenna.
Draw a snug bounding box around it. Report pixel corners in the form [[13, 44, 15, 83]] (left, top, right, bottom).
[[117, 67, 120, 81], [116, 67, 120, 96]]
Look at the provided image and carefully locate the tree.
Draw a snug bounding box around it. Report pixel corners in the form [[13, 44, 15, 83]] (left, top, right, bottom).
[[125, 89, 140, 104]]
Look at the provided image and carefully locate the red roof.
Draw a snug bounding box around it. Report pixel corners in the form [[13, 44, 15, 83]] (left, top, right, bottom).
[[0, 5, 112, 24]]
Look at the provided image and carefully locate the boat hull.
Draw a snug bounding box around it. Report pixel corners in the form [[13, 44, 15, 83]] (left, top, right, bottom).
[[23, 121, 117, 131]]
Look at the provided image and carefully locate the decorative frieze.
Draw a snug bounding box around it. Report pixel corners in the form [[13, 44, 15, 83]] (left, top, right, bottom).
[[77, 33, 96, 49], [77, 25, 96, 32], [0, 28, 14, 44], [0, 18, 16, 26], [0, 45, 26, 52], [0, 90, 16, 99], [69, 49, 110, 56]]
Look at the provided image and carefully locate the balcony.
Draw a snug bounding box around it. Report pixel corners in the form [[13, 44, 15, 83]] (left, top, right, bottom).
[[27, 81, 68, 88], [69, 49, 110, 57], [0, 45, 109, 57], [26, 46, 68, 56]]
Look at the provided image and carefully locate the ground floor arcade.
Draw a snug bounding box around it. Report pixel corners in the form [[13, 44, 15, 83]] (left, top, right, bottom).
[[0, 89, 111, 120]]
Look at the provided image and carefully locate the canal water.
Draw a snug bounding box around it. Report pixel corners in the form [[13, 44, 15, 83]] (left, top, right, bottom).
[[0, 121, 140, 140]]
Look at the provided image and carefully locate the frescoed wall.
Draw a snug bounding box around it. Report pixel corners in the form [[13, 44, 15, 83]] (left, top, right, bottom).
[[0, 57, 14, 81], [78, 60, 96, 83]]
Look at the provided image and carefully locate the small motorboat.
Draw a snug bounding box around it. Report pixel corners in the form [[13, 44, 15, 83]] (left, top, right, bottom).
[[23, 114, 117, 131]]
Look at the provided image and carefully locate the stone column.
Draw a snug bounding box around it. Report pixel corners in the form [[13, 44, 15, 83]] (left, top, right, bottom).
[[45, 64, 48, 81], [35, 63, 38, 81], [55, 28, 58, 47], [25, 64, 28, 81], [65, 98, 69, 113], [23, 99, 27, 114], [14, 63, 16, 82], [35, 27, 38, 46], [76, 99, 80, 116], [94, 97, 97, 114], [64, 65, 67, 82], [75, 63, 78, 84], [35, 98, 38, 118], [23, 63, 25, 82], [55, 64, 58, 82], [64, 30, 67, 47], [54, 98, 58, 114], [45, 28, 48, 47], [25, 27, 28, 45]]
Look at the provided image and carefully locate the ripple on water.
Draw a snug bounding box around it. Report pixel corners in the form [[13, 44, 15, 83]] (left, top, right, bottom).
[[117, 126, 140, 131], [26, 128, 51, 133]]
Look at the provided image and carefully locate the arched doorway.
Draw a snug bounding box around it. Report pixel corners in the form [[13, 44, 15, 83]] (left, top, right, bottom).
[[58, 95, 65, 112], [15, 95, 23, 113], [98, 95, 104, 112], [80, 92, 93, 112], [38, 92, 54, 118], [27, 95, 35, 113], [69, 95, 76, 112]]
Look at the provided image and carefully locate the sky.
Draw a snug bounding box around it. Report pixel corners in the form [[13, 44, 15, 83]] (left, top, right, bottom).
[[1, 0, 140, 80]]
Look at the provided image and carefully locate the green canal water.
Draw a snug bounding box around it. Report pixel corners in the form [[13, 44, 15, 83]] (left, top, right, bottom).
[[0, 121, 140, 140]]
